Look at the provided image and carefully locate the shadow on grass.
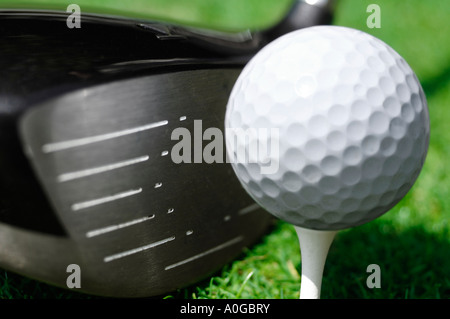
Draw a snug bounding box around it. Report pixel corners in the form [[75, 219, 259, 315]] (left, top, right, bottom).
[[321, 221, 450, 299], [0, 270, 103, 299], [420, 63, 450, 100]]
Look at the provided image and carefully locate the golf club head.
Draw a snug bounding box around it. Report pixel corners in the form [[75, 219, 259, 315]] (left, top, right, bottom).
[[0, 1, 335, 298]]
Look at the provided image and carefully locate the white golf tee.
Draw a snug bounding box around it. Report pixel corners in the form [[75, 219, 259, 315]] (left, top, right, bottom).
[[294, 226, 338, 299]]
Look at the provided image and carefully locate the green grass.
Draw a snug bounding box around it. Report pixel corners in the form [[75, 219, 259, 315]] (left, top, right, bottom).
[[1, 0, 450, 299], [0, 0, 293, 31]]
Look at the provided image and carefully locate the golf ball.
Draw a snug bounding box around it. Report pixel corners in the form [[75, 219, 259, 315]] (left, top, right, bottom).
[[225, 26, 430, 230]]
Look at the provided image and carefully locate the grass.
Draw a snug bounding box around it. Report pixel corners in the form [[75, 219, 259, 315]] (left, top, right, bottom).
[[0, 0, 293, 31], [1, 0, 450, 299]]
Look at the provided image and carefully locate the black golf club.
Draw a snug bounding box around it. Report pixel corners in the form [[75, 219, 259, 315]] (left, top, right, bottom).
[[0, 0, 334, 298]]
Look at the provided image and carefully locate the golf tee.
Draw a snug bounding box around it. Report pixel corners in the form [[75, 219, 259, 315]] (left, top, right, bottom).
[[294, 226, 337, 299]]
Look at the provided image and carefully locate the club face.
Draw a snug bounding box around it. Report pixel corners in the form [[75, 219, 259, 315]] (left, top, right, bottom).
[[9, 69, 272, 297]]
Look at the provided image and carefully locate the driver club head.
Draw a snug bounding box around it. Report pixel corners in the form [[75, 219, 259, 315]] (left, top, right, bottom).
[[0, 1, 334, 298]]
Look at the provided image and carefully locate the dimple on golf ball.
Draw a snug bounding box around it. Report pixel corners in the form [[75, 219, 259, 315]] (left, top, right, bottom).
[[225, 26, 430, 230]]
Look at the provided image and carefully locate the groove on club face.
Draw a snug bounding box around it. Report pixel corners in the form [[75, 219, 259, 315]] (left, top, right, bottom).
[[238, 203, 260, 215], [71, 188, 143, 211], [15, 69, 272, 297], [164, 235, 244, 270], [86, 214, 156, 238], [42, 120, 169, 153], [57, 155, 150, 182], [104, 235, 176, 263]]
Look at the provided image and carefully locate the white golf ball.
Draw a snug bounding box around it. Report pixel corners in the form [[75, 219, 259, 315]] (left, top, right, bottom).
[[225, 26, 430, 230]]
